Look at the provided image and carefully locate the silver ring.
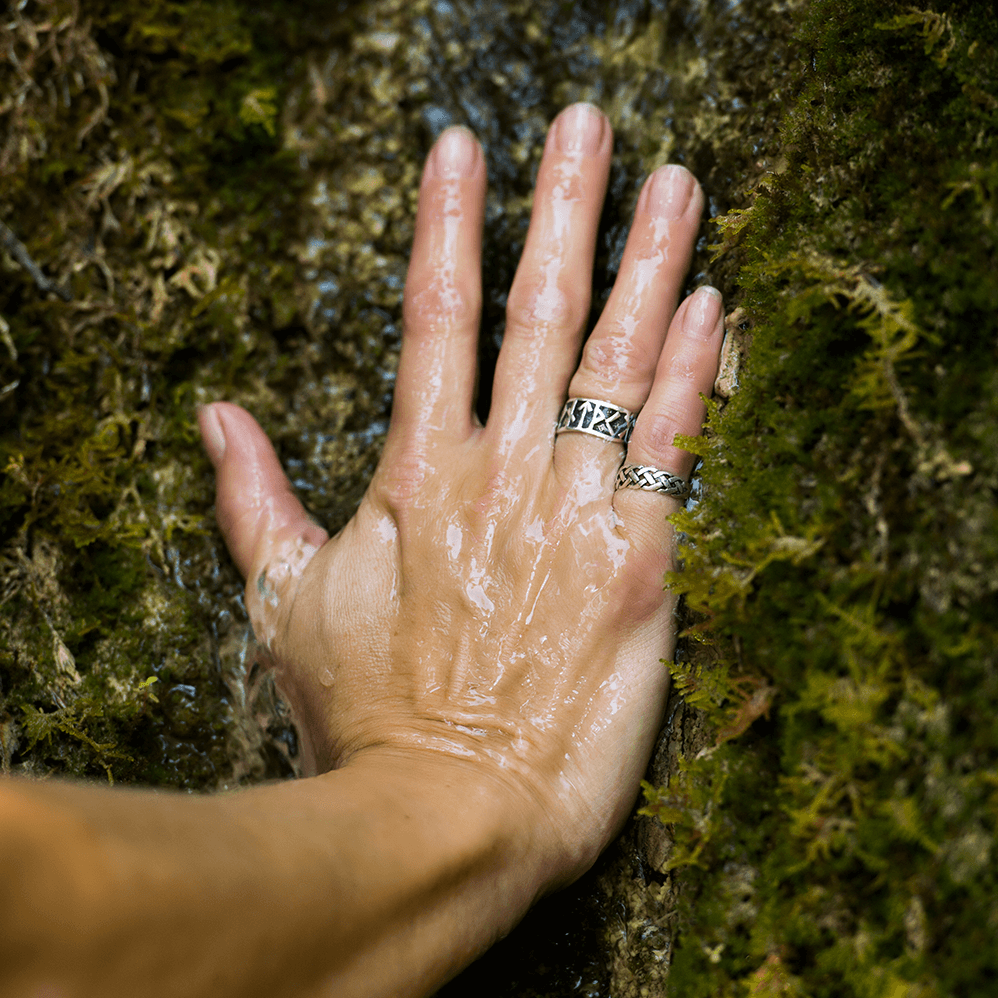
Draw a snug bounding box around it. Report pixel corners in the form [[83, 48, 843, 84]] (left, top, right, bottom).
[[556, 397, 636, 444], [614, 464, 690, 499]]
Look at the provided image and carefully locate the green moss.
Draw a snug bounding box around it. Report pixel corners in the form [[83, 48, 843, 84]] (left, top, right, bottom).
[[644, 2, 998, 994], [4, 0, 994, 991], [0, 0, 317, 786]]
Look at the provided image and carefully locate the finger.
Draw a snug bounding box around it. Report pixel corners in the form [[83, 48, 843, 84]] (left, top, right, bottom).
[[199, 402, 328, 640], [554, 164, 702, 487], [568, 165, 703, 412], [487, 103, 612, 452], [613, 287, 724, 550], [391, 127, 486, 449]]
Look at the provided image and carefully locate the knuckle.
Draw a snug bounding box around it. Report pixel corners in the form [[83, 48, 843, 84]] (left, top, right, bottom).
[[404, 282, 479, 337], [469, 463, 519, 522], [506, 275, 589, 335], [632, 406, 690, 456], [580, 329, 658, 387], [374, 451, 430, 512], [661, 348, 703, 383]]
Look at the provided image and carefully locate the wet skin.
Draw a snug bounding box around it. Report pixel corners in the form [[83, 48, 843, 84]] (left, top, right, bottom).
[[0, 104, 723, 998], [208, 103, 721, 860]]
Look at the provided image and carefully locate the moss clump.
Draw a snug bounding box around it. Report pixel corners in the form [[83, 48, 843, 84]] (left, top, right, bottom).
[[0, 0, 322, 786], [643, 1, 998, 994]]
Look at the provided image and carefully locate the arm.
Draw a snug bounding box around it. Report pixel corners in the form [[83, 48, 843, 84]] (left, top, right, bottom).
[[1, 104, 722, 998], [1, 753, 546, 998]]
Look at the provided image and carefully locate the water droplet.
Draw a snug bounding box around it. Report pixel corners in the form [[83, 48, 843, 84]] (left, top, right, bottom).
[[319, 667, 335, 688]]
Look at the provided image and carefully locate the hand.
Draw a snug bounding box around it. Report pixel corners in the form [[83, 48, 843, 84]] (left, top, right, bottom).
[[198, 102, 723, 889]]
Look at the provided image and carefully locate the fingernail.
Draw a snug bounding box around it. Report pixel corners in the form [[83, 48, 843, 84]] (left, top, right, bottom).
[[684, 286, 724, 337], [554, 102, 606, 156], [643, 164, 696, 220], [429, 126, 479, 179], [198, 403, 226, 465]]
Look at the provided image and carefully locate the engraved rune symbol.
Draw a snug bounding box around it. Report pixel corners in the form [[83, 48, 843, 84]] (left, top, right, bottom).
[[556, 398, 635, 442]]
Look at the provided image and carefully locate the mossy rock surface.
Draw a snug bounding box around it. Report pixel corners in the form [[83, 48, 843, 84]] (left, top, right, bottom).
[[1, 0, 995, 994], [640, 2, 998, 995]]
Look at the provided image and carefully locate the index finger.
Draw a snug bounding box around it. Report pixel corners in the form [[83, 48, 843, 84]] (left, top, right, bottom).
[[390, 127, 486, 451]]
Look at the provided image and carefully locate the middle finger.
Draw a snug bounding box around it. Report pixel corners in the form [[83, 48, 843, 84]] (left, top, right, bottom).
[[487, 103, 612, 456]]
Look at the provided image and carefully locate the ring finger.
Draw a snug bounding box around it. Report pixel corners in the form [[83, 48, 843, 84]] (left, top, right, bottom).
[[554, 164, 703, 480], [613, 286, 725, 550]]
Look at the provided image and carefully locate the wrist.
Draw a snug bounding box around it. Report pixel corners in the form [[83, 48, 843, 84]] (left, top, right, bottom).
[[278, 748, 556, 995], [338, 745, 556, 894], [340, 736, 608, 894]]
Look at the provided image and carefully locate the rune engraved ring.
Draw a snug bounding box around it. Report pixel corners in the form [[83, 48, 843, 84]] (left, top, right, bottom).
[[556, 397, 636, 444], [614, 464, 691, 499]]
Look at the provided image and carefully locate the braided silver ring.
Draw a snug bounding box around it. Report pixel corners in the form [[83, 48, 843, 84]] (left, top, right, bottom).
[[556, 397, 636, 444], [614, 464, 691, 499]]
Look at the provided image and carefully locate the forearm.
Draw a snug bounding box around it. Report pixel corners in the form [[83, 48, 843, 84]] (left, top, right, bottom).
[[0, 754, 547, 998]]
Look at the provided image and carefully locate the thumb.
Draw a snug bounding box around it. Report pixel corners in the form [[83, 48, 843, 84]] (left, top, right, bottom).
[[198, 403, 328, 636]]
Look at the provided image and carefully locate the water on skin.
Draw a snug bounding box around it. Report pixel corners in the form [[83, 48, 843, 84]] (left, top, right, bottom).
[[215, 0, 776, 986], [376, 2, 780, 990], [245, 534, 321, 654], [410, 178, 468, 438], [4, 0, 781, 758]]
